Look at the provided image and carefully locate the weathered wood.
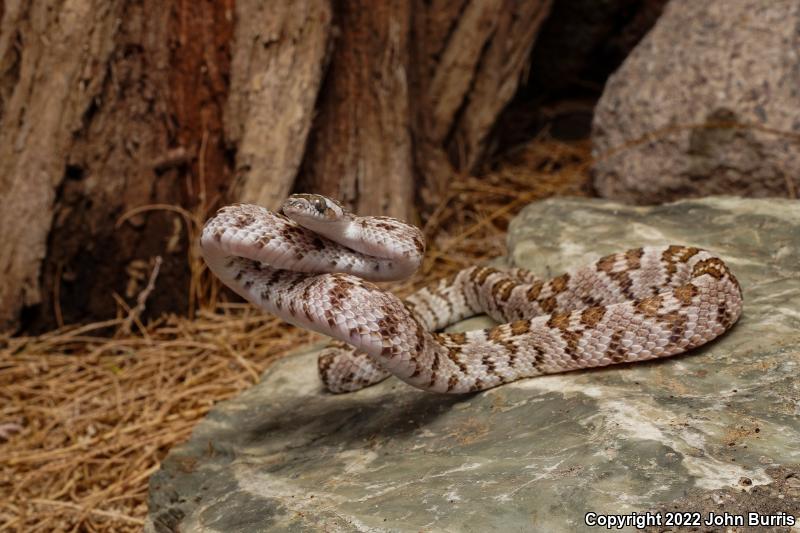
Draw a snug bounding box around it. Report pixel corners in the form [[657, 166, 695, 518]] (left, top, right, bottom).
[[426, 0, 504, 144], [414, 0, 470, 78], [296, 0, 414, 220], [408, 0, 467, 206], [226, 0, 332, 209], [0, 0, 233, 332], [0, 0, 122, 331], [411, 0, 553, 205], [448, 0, 552, 171]]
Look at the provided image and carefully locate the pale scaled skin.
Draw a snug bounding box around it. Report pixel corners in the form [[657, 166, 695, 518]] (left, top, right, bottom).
[[200, 194, 744, 394]]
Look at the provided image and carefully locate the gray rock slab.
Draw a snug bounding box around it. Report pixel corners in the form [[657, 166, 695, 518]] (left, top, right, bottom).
[[148, 197, 800, 532], [592, 0, 800, 204]]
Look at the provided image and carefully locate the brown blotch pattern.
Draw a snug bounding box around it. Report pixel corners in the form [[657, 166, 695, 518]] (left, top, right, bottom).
[[510, 320, 531, 336], [673, 283, 699, 306], [445, 346, 468, 374], [596, 251, 636, 298], [605, 331, 627, 363], [254, 233, 273, 249], [679, 246, 701, 261], [328, 277, 356, 306], [539, 296, 558, 313], [547, 311, 580, 359], [596, 254, 618, 274], [317, 352, 335, 388], [625, 248, 645, 269], [662, 245, 701, 284], [580, 293, 600, 308], [491, 279, 516, 302], [531, 345, 546, 372], [504, 342, 518, 368], [692, 257, 728, 280], [447, 375, 459, 392], [549, 273, 570, 294], [597, 248, 644, 299], [413, 327, 426, 354], [428, 353, 441, 387], [482, 354, 497, 377], [471, 266, 499, 286], [380, 344, 397, 358], [657, 311, 688, 343], [470, 378, 485, 392], [449, 332, 468, 345], [302, 301, 313, 321], [526, 280, 544, 302], [488, 326, 506, 343], [718, 300, 734, 329], [634, 295, 662, 317], [546, 311, 571, 331], [376, 314, 400, 338], [580, 305, 607, 327]]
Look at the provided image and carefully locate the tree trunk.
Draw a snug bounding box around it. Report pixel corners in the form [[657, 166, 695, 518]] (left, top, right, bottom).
[[0, 0, 233, 332], [409, 0, 553, 204], [0, 0, 123, 331], [226, 0, 332, 210], [297, 0, 415, 220]]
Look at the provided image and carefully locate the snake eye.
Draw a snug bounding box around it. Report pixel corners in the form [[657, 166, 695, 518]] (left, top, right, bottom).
[[313, 197, 327, 213]]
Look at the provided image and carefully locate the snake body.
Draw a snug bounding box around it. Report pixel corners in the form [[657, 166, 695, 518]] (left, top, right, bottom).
[[200, 194, 743, 394]]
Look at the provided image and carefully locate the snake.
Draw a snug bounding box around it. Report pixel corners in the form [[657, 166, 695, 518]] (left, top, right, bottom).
[[200, 194, 743, 394]]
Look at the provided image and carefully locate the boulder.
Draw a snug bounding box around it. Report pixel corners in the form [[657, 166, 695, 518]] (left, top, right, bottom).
[[592, 0, 800, 204], [147, 197, 800, 532]]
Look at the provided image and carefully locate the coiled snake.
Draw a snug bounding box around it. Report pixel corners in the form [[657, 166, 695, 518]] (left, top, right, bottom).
[[200, 194, 743, 394]]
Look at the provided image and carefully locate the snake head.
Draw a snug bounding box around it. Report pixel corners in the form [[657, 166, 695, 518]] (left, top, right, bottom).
[[282, 194, 347, 223]]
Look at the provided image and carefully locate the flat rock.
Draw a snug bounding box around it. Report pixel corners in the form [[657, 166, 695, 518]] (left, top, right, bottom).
[[592, 0, 800, 204], [147, 197, 800, 532]]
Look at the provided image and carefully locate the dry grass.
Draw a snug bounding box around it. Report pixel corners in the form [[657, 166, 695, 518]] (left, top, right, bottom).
[[0, 138, 592, 532]]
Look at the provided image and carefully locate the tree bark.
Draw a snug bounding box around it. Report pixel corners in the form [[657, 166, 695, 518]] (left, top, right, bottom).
[[0, 0, 122, 331], [0, 0, 233, 332], [409, 0, 553, 204], [226, 0, 332, 210], [446, 0, 552, 171], [297, 0, 415, 220]]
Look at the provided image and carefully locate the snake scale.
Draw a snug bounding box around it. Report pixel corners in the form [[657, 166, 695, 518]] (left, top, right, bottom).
[[200, 194, 743, 394]]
